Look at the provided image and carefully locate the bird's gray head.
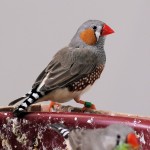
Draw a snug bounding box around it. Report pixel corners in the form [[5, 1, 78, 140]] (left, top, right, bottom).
[[69, 20, 114, 49], [103, 124, 140, 150]]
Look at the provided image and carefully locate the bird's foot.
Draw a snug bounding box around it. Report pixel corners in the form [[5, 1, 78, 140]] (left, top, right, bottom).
[[49, 101, 61, 112], [82, 101, 96, 111], [74, 99, 96, 111]]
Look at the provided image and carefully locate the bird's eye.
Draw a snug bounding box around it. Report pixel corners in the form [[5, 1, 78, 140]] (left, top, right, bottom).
[[116, 134, 121, 146], [92, 26, 97, 30]]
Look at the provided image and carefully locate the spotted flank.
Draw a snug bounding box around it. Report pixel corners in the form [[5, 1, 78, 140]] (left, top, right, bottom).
[[50, 123, 70, 139], [67, 65, 104, 92]]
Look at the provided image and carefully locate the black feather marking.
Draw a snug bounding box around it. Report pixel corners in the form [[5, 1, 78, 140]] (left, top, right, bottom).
[[13, 107, 29, 117], [13, 88, 44, 117], [50, 123, 70, 139], [63, 133, 69, 139], [18, 105, 26, 109]]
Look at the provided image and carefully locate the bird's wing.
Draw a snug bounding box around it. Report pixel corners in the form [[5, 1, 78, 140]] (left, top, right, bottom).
[[32, 47, 99, 92]]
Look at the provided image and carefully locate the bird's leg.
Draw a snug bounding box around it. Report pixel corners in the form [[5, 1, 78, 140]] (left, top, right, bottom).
[[74, 98, 96, 111], [49, 101, 61, 112]]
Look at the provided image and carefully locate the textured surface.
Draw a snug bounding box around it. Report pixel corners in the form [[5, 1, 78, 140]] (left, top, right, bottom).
[[0, 110, 150, 149]]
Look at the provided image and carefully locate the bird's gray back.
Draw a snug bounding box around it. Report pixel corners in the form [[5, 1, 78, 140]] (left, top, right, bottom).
[[32, 46, 106, 92]]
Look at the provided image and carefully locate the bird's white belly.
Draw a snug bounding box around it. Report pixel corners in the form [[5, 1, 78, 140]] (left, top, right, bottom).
[[40, 85, 91, 103]]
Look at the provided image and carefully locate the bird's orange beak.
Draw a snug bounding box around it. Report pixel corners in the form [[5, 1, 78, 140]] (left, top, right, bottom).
[[101, 24, 114, 36], [126, 132, 140, 149]]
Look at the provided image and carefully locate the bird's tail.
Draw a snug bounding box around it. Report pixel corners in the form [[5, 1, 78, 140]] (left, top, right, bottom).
[[8, 97, 26, 106], [8, 90, 33, 106], [13, 88, 45, 117], [50, 123, 70, 139]]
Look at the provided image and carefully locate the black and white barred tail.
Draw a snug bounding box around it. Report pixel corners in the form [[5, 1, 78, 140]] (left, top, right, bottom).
[[13, 88, 45, 117], [50, 123, 70, 139]]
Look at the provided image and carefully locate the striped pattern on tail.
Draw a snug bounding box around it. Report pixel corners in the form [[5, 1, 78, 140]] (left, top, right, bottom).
[[50, 123, 70, 139], [14, 88, 45, 113]]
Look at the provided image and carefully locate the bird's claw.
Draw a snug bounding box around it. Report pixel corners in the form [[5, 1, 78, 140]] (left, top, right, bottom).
[[49, 101, 61, 112]]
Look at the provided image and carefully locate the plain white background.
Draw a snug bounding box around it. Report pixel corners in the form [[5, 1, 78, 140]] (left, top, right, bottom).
[[0, 0, 150, 116]]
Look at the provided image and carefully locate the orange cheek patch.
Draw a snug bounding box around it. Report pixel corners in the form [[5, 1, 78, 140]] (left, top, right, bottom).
[[80, 28, 97, 45]]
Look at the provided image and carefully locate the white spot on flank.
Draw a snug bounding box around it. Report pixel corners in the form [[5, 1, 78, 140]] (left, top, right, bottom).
[[32, 93, 39, 99]]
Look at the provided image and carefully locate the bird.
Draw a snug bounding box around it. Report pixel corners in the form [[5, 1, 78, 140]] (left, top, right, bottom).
[[50, 123, 140, 150], [9, 20, 114, 117]]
